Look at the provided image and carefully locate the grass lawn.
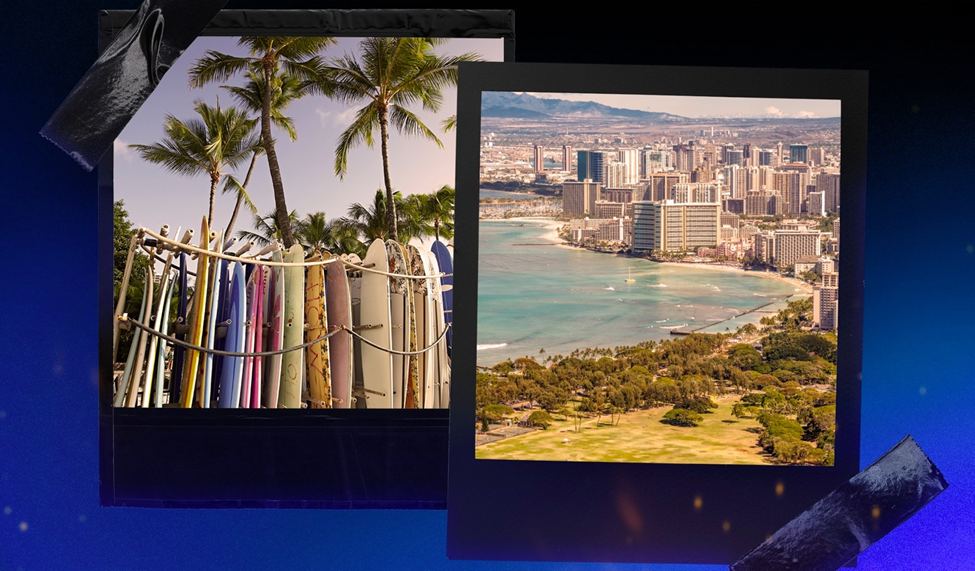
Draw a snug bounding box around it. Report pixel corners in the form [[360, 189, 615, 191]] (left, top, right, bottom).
[[475, 395, 771, 464]]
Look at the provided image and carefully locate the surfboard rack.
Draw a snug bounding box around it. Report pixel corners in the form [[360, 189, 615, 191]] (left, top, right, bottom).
[[354, 387, 387, 398]]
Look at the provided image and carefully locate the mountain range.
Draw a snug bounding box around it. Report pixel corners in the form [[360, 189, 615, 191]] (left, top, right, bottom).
[[480, 92, 683, 120]]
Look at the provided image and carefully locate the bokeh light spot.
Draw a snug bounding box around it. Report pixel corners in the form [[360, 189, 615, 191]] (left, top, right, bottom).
[[919, 386, 927, 396], [775, 481, 785, 497], [722, 520, 731, 533], [3, 506, 10, 515], [18, 521, 28, 532], [693, 495, 703, 511]]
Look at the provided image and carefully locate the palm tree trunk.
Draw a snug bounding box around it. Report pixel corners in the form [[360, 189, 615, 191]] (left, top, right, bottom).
[[262, 60, 295, 248], [224, 152, 259, 239], [208, 174, 218, 228], [379, 105, 398, 242]]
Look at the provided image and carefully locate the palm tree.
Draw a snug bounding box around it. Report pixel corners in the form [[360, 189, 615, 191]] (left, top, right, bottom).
[[188, 37, 336, 248], [320, 38, 480, 241], [343, 189, 423, 244], [130, 99, 259, 226], [237, 209, 299, 248], [219, 69, 308, 238], [413, 184, 455, 241], [294, 211, 364, 256]]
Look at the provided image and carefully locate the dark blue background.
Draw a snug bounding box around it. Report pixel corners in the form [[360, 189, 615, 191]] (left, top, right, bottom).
[[2, 3, 972, 570]]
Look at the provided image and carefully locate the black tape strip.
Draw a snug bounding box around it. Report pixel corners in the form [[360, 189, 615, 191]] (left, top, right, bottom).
[[731, 436, 948, 571], [41, 0, 227, 171]]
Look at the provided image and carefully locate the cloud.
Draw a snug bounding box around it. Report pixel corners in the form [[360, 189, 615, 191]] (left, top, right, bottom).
[[316, 107, 358, 128], [793, 110, 819, 119], [764, 106, 785, 118], [114, 139, 135, 163]]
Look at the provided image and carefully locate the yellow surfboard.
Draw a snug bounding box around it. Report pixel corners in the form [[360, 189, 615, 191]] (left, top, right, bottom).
[[181, 217, 210, 408], [305, 252, 331, 408]]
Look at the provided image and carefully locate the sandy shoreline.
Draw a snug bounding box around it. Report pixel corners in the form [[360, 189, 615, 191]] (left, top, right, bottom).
[[483, 217, 815, 294], [655, 261, 814, 294], [498, 216, 574, 249]]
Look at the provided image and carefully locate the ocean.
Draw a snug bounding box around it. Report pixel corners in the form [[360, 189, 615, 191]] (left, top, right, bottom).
[[476, 219, 804, 366]]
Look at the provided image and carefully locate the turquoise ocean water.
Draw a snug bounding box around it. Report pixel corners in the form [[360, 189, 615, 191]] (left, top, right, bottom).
[[476, 219, 805, 366]]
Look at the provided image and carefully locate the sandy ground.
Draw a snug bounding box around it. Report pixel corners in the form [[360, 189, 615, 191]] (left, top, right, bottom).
[[655, 261, 814, 294]]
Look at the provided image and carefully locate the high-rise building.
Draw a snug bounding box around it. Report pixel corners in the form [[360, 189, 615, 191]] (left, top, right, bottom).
[[773, 229, 821, 267], [807, 191, 826, 216], [618, 148, 640, 185], [722, 198, 745, 214], [813, 274, 839, 330], [808, 147, 826, 166], [577, 150, 590, 181], [645, 172, 689, 201], [790, 144, 808, 164], [641, 148, 674, 176], [758, 149, 776, 167], [603, 161, 628, 189], [745, 189, 781, 216], [594, 200, 625, 219], [562, 145, 572, 172], [603, 188, 634, 204], [632, 200, 720, 253], [752, 232, 775, 263], [817, 172, 841, 212], [722, 164, 742, 199], [726, 149, 744, 166], [562, 179, 601, 218], [533, 144, 544, 174]]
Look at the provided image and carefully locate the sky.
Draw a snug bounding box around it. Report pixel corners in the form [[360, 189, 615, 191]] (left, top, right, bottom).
[[114, 36, 505, 240], [527, 92, 841, 119]]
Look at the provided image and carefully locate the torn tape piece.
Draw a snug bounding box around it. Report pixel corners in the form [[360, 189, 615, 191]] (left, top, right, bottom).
[[731, 435, 948, 571], [40, 0, 227, 171]]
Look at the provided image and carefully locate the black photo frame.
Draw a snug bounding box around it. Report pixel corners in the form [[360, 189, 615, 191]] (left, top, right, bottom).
[[448, 61, 866, 563], [99, 10, 513, 509]]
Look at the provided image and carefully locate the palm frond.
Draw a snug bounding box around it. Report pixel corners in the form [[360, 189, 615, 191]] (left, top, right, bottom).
[[188, 51, 255, 88], [334, 105, 378, 177], [388, 106, 443, 148]]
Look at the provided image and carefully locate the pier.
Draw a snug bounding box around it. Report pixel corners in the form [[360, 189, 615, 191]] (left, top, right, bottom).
[[670, 298, 786, 336]]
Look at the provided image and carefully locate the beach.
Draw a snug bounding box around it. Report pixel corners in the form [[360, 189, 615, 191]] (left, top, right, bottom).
[[476, 219, 800, 365], [655, 261, 814, 294]]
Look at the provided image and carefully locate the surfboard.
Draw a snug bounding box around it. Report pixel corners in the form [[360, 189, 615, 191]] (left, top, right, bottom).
[[326, 254, 354, 409], [114, 268, 150, 407], [279, 244, 305, 408], [250, 265, 265, 408], [124, 266, 154, 408], [414, 246, 438, 408], [153, 269, 177, 407], [431, 240, 453, 357], [141, 268, 171, 408], [200, 231, 224, 408], [241, 265, 259, 408], [359, 240, 393, 408], [218, 262, 246, 408], [169, 252, 189, 405], [212, 237, 235, 397], [386, 241, 410, 408], [426, 245, 451, 408], [181, 217, 210, 408], [263, 250, 285, 408], [305, 253, 331, 408], [402, 244, 424, 409]]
